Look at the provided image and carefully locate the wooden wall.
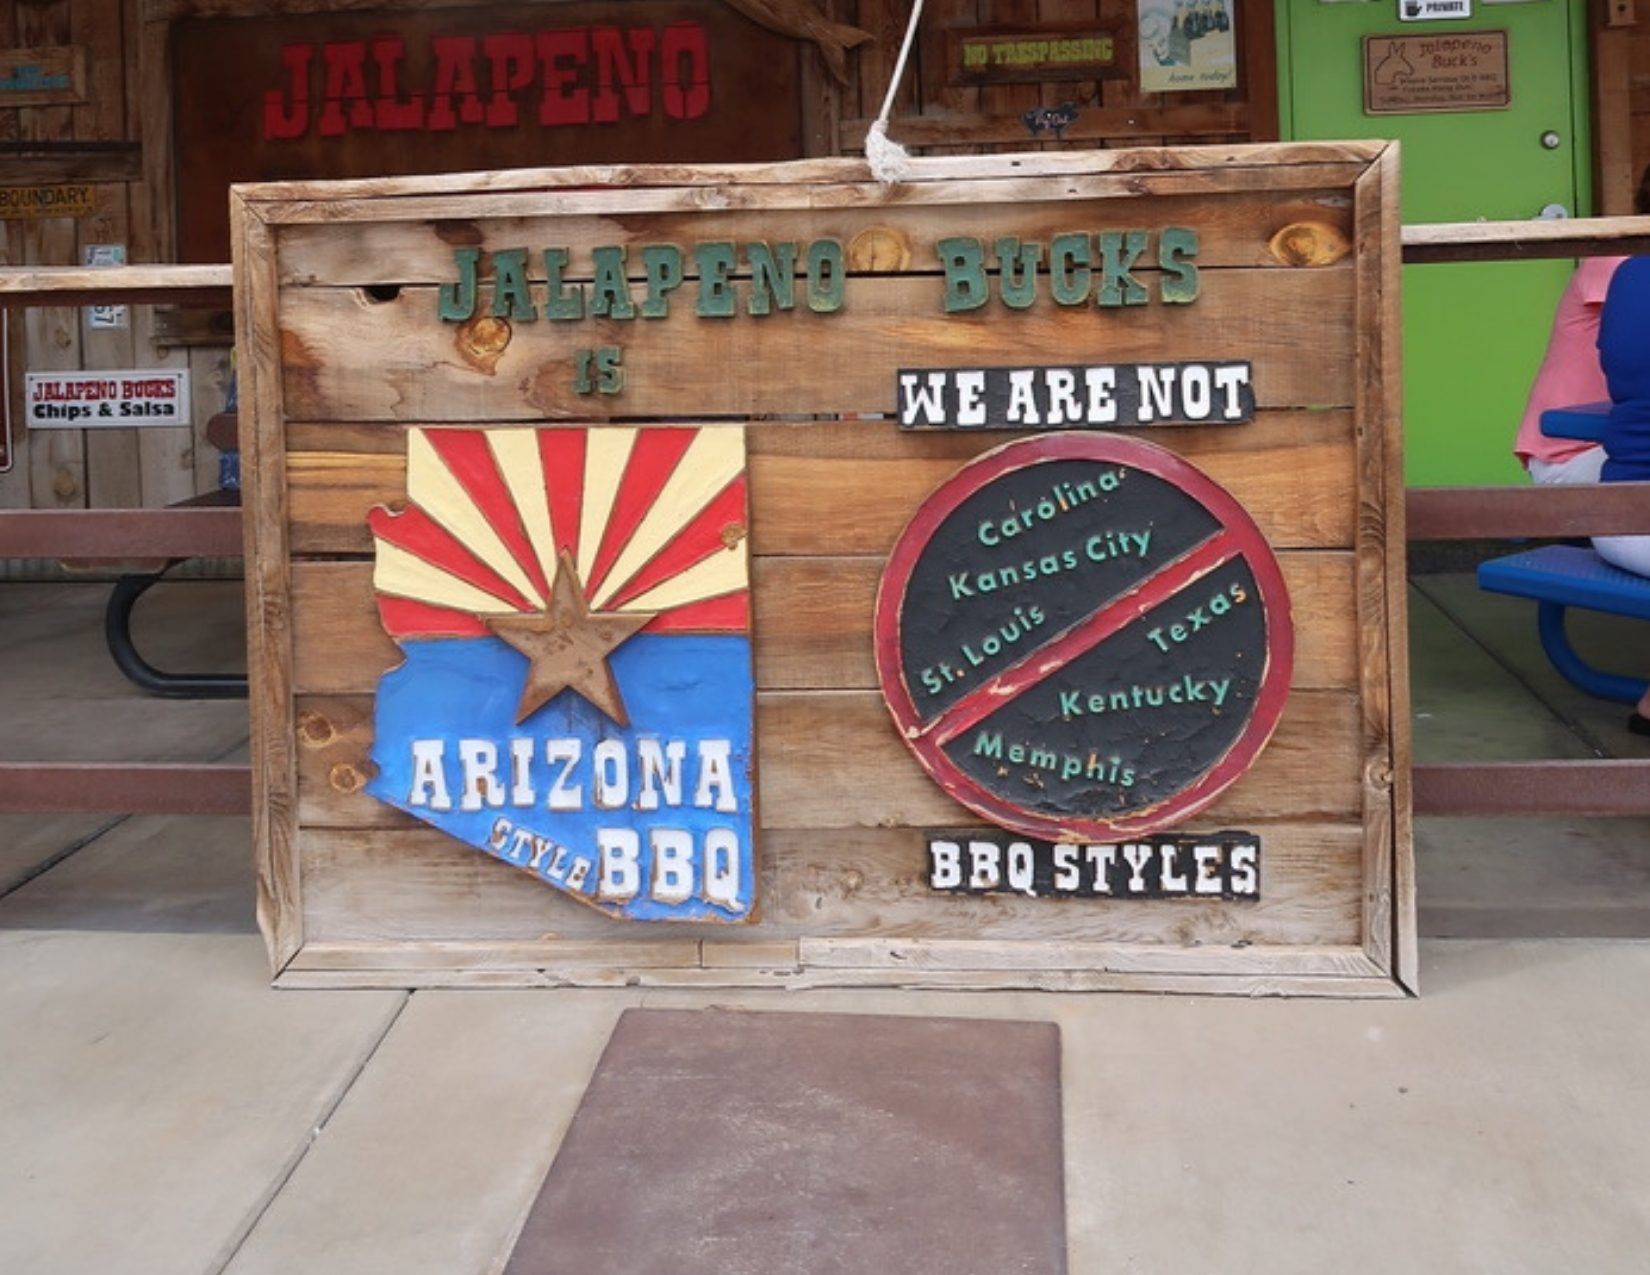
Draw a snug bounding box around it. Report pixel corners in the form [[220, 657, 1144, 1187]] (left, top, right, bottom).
[[0, 0, 1280, 512], [1588, 2, 1650, 215], [1610, 2, 1650, 211], [1, 0, 231, 515], [841, 0, 1277, 155]]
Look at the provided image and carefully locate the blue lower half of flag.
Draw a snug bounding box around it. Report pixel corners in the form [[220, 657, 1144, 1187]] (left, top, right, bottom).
[[366, 634, 756, 923]]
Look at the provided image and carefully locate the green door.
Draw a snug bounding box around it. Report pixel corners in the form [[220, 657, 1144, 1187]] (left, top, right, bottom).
[[1279, 0, 1592, 486]]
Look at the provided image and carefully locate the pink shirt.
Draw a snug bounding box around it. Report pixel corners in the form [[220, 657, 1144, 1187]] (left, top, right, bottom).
[[1515, 256, 1625, 466]]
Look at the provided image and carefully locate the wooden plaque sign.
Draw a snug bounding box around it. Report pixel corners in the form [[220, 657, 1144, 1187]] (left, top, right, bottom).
[[0, 184, 96, 220], [1363, 32, 1511, 116], [947, 24, 1129, 86], [233, 143, 1413, 996], [0, 46, 87, 108]]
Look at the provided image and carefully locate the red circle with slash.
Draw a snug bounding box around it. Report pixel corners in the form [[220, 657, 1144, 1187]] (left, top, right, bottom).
[[874, 432, 1294, 842]]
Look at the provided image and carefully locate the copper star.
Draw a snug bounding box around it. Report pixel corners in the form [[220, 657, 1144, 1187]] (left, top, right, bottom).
[[485, 551, 653, 726]]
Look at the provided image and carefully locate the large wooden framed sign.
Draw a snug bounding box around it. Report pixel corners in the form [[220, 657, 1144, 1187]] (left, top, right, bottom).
[[234, 142, 1414, 995]]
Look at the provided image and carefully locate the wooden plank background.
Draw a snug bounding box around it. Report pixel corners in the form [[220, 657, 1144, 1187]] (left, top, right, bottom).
[[0, 0, 234, 517], [267, 184, 1357, 423], [284, 415, 1357, 552], [0, 0, 1285, 510], [238, 147, 1410, 993]]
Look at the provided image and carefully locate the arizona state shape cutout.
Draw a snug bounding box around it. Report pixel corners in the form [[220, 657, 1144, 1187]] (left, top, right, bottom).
[[365, 425, 757, 923]]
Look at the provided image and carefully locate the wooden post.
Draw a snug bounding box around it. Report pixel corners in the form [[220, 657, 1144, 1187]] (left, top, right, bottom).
[[1592, 5, 1636, 215]]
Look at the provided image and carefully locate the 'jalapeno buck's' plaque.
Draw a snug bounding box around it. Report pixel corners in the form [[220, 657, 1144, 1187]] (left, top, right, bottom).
[[235, 143, 1413, 995]]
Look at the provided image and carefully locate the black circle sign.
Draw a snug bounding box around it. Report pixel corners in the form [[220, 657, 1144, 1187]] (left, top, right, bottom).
[[874, 433, 1294, 841]]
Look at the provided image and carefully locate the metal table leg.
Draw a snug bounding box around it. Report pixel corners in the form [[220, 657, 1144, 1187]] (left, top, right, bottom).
[[104, 569, 248, 700]]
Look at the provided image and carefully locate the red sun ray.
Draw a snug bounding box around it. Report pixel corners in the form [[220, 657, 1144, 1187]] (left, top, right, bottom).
[[368, 504, 535, 613], [606, 475, 748, 610], [640, 590, 749, 634], [584, 428, 697, 597], [538, 428, 588, 563], [424, 430, 552, 599], [378, 596, 491, 639]]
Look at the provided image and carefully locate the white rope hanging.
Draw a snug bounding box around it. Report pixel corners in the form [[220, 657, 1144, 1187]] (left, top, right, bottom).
[[864, 0, 927, 184]]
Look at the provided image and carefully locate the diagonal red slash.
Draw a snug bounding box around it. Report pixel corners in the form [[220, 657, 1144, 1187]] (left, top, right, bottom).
[[926, 528, 1242, 749]]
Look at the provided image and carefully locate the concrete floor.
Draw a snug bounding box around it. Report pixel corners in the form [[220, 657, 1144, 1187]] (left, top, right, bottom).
[[2, 577, 1648, 1274]]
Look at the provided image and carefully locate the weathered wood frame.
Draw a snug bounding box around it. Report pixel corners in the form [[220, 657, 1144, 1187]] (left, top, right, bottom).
[[233, 142, 1414, 995]]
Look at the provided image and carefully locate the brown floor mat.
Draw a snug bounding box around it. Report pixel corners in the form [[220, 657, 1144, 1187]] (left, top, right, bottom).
[[503, 1007, 1065, 1275]]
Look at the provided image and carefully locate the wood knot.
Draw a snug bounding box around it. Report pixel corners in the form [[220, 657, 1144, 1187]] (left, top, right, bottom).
[[51, 469, 78, 500], [522, 362, 564, 414], [455, 314, 512, 373], [329, 763, 364, 794], [1267, 221, 1351, 267], [296, 710, 335, 747], [847, 227, 912, 272], [433, 219, 484, 247]]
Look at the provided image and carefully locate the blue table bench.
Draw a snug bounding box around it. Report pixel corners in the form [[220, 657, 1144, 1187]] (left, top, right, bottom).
[[1475, 402, 1649, 703], [1478, 547, 1650, 704]]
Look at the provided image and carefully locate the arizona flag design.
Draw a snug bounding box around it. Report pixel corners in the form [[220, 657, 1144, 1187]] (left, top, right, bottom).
[[365, 425, 756, 923]]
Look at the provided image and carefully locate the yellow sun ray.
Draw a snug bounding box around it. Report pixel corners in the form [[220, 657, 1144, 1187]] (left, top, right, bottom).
[[589, 429, 747, 608], [408, 429, 545, 608], [372, 539, 523, 615], [614, 544, 746, 614], [485, 430, 560, 588], [575, 427, 637, 588]]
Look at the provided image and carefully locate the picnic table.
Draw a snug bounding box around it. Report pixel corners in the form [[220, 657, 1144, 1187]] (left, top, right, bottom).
[[1477, 403, 1650, 704], [103, 410, 245, 700]]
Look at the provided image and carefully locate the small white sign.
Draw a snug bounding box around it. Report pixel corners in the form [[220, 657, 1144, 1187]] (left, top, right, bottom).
[[84, 243, 127, 330], [25, 370, 190, 429], [1400, 0, 1472, 19]]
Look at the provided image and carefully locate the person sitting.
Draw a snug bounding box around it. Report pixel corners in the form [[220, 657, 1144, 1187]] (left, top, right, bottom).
[[1514, 168, 1650, 485], [1592, 253, 1650, 733]]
